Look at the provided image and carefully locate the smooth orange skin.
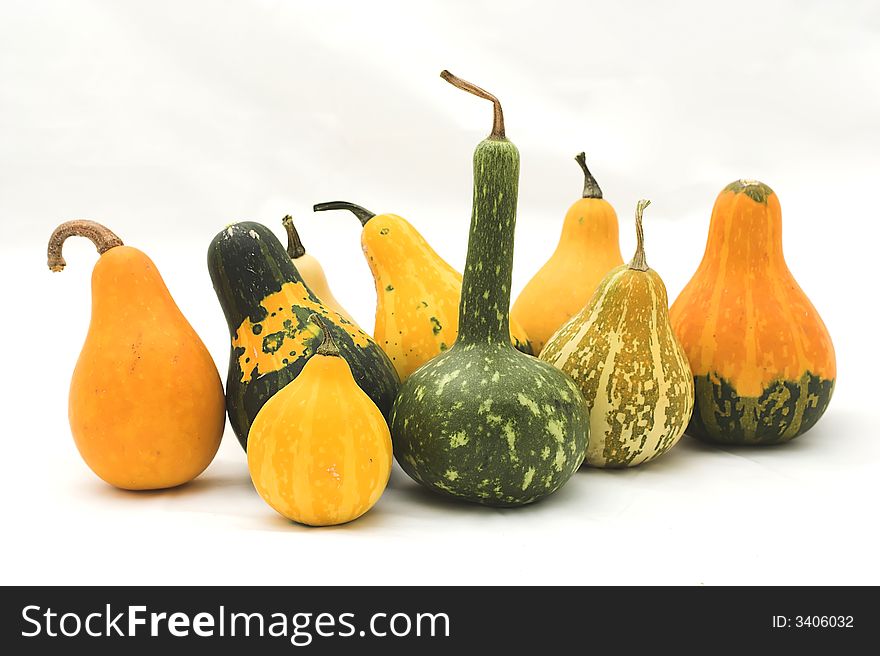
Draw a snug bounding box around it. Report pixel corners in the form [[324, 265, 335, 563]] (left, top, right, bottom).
[[512, 197, 623, 354], [247, 354, 392, 527], [69, 246, 225, 490], [669, 186, 835, 396], [363, 213, 531, 380]]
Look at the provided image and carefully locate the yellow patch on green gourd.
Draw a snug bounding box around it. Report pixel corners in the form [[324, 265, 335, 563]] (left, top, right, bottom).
[[234, 281, 371, 383]]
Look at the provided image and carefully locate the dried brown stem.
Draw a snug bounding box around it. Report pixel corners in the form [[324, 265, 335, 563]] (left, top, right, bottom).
[[47, 220, 123, 272]]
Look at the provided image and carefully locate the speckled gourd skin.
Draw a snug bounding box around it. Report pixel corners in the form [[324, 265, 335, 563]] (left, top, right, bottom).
[[390, 136, 589, 507], [541, 263, 694, 467], [207, 222, 399, 449], [361, 212, 534, 380]]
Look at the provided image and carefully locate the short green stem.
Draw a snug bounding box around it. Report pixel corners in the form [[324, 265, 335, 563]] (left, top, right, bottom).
[[308, 314, 341, 357]]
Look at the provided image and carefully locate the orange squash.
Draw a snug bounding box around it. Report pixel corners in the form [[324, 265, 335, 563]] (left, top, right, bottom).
[[511, 153, 623, 353], [247, 315, 392, 526], [48, 220, 225, 489], [669, 180, 835, 444]]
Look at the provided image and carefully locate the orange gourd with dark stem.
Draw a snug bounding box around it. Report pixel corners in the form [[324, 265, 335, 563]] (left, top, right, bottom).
[[669, 180, 835, 444], [512, 152, 622, 354]]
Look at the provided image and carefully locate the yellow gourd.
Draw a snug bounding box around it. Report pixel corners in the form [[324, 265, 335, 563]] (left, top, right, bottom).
[[512, 153, 623, 354], [247, 315, 392, 526], [313, 201, 533, 381], [282, 215, 358, 326]]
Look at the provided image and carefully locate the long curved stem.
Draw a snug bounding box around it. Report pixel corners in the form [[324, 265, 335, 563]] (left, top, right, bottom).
[[282, 215, 306, 259], [313, 201, 376, 227], [440, 70, 505, 139], [308, 314, 340, 357], [47, 220, 124, 272], [628, 199, 651, 271], [575, 152, 603, 199]]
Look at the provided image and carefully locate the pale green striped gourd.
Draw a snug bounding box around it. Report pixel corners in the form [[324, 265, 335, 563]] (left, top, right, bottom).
[[540, 200, 694, 467]]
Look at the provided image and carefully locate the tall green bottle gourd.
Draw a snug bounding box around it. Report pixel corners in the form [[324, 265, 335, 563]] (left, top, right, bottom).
[[389, 71, 590, 507]]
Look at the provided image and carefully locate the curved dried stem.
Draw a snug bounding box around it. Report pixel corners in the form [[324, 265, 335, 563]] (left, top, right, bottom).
[[47, 220, 123, 272], [440, 70, 505, 139]]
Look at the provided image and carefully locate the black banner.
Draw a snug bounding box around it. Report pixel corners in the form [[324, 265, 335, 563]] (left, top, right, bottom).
[[0, 586, 871, 653]]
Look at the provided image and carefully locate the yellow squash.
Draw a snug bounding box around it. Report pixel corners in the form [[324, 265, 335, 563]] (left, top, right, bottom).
[[247, 315, 392, 526], [281, 215, 358, 326], [313, 201, 532, 380], [512, 153, 623, 353]]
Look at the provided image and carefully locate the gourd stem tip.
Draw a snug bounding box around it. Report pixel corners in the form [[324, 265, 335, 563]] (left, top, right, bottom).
[[574, 152, 602, 199], [308, 314, 340, 357], [629, 199, 651, 271], [440, 69, 506, 139], [282, 215, 306, 258], [313, 201, 375, 227]]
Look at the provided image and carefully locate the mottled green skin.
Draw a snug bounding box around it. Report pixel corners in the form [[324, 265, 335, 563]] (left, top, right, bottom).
[[390, 136, 590, 507], [391, 343, 588, 505], [723, 180, 774, 204], [207, 222, 399, 450], [688, 371, 834, 445]]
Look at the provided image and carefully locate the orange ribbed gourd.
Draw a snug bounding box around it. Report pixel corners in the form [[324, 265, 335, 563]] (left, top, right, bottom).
[[247, 316, 392, 526]]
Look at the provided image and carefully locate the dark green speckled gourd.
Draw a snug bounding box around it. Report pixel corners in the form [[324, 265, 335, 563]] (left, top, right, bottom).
[[207, 222, 399, 450], [389, 71, 589, 507]]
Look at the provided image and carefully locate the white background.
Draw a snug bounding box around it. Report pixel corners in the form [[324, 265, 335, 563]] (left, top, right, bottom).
[[1, 0, 878, 585]]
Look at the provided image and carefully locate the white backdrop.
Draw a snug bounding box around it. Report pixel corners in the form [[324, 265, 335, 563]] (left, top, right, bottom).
[[1, 0, 877, 585]]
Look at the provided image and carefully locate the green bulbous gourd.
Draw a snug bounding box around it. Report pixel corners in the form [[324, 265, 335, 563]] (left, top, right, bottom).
[[389, 71, 590, 507]]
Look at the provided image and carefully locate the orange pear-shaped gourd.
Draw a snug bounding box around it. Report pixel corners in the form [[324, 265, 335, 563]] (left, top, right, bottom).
[[669, 180, 835, 444], [48, 220, 225, 489], [511, 153, 623, 354]]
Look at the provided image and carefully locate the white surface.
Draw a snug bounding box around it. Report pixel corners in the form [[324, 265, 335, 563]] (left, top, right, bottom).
[[1, 0, 878, 585]]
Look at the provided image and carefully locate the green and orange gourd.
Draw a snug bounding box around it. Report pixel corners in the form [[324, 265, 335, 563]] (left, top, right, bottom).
[[313, 201, 533, 381], [512, 153, 623, 354], [669, 180, 835, 444]]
